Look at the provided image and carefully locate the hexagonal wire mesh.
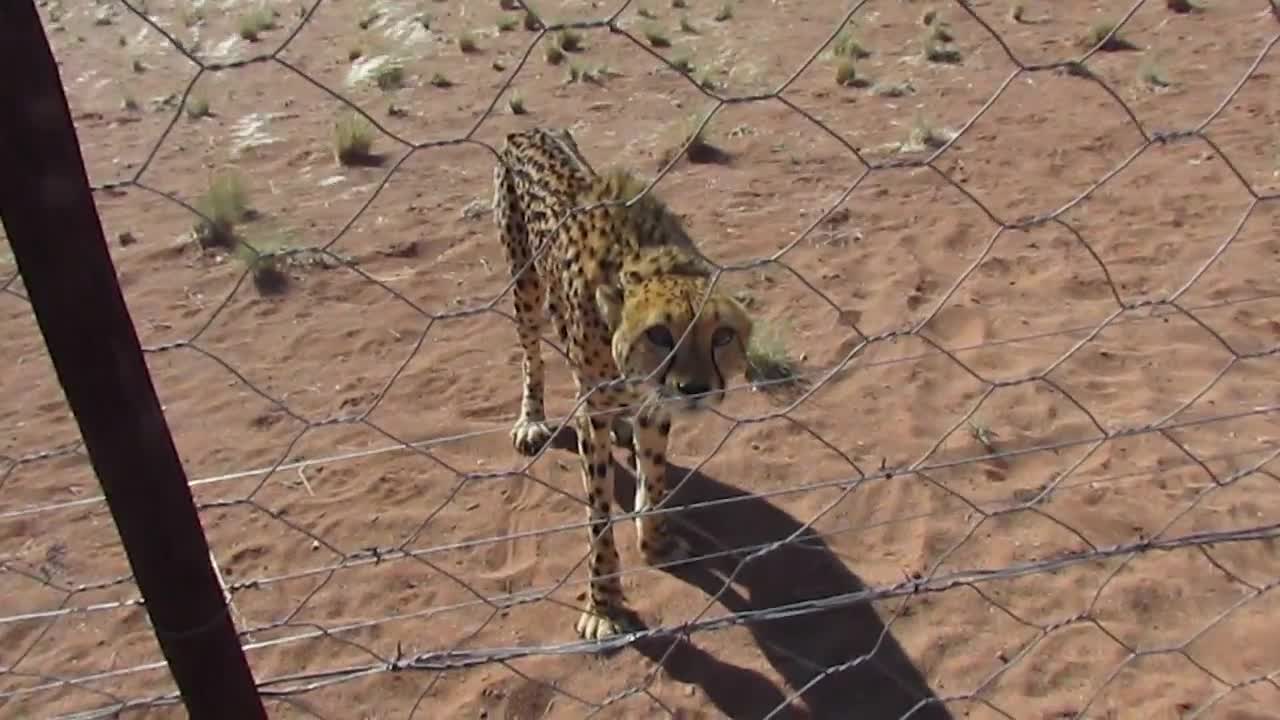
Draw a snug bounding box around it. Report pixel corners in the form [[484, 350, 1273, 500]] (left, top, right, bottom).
[[3, 0, 1280, 718]]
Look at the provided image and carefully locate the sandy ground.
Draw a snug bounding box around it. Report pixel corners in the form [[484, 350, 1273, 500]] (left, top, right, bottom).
[[3, 0, 1280, 718]]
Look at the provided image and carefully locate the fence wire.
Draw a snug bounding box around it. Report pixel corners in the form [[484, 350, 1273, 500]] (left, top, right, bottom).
[[3, 0, 1280, 718]]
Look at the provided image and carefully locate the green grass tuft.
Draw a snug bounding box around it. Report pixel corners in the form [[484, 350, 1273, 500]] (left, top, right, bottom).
[[558, 28, 584, 52], [1081, 19, 1139, 51], [334, 112, 378, 165], [643, 24, 671, 48], [834, 59, 867, 87], [185, 94, 210, 119], [374, 63, 405, 91], [233, 233, 291, 296], [745, 320, 802, 389], [832, 30, 870, 59], [238, 6, 276, 41], [193, 170, 250, 249]]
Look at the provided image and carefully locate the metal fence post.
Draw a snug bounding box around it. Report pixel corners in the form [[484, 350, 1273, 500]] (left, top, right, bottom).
[[0, 2, 269, 718]]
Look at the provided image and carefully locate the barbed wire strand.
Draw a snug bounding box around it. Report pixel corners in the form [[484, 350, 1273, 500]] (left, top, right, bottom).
[[5, 397, 1277, 635], [4, 0, 1280, 717], [4, 285, 1279, 521]]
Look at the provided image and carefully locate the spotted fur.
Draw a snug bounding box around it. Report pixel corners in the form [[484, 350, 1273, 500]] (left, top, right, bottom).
[[491, 127, 754, 639]]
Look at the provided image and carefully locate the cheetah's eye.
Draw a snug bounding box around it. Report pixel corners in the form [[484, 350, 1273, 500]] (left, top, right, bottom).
[[711, 327, 736, 347], [645, 326, 676, 348]]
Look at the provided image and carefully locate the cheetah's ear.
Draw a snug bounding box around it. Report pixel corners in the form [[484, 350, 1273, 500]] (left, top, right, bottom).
[[595, 285, 624, 331]]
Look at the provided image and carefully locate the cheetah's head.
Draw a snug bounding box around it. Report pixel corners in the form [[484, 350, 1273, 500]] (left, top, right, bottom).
[[596, 254, 753, 411]]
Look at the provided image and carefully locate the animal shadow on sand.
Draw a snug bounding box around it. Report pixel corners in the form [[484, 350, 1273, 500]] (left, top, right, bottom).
[[548, 429, 954, 720]]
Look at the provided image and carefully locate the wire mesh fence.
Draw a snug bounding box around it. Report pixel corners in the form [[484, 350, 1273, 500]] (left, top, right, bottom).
[[3, 0, 1280, 717]]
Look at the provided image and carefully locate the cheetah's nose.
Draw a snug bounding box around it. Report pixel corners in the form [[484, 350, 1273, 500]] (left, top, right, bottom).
[[677, 381, 710, 397]]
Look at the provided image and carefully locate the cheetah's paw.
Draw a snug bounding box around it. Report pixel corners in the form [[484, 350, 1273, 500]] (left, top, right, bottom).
[[575, 606, 636, 641], [511, 418, 555, 457]]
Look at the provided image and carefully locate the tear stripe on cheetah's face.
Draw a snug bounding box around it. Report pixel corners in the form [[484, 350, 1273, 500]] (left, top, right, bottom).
[[597, 270, 753, 411]]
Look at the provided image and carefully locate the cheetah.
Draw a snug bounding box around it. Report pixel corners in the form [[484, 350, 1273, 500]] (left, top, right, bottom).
[[491, 127, 755, 640]]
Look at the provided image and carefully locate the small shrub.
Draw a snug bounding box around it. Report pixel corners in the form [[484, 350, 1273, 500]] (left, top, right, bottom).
[[348, 46, 363, 61], [1138, 56, 1171, 88], [637, 6, 657, 19], [872, 80, 915, 97], [509, 91, 527, 115], [659, 112, 726, 165], [193, 170, 250, 249], [545, 44, 565, 65], [1009, 3, 1027, 22], [334, 112, 377, 166], [374, 63, 405, 90], [671, 0, 687, 7], [670, 55, 694, 74], [430, 72, 453, 88], [558, 29, 584, 52], [1081, 20, 1139, 51], [566, 63, 609, 85], [714, 3, 733, 21], [185, 94, 210, 119], [923, 33, 961, 63], [745, 320, 800, 388], [458, 31, 479, 53], [643, 25, 671, 47], [679, 15, 698, 34], [832, 30, 870, 59], [238, 7, 276, 41], [523, 10, 541, 31], [1165, 0, 1205, 12], [233, 238, 290, 296], [930, 21, 955, 43], [905, 113, 949, 152], [497, 16, 518, 32], [921, 18, 960, 63], [131, 57, 146, 73], [834, 59, 866, 87]]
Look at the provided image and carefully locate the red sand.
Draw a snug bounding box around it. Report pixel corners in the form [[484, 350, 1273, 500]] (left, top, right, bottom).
[[3, 1, 1279, 718]]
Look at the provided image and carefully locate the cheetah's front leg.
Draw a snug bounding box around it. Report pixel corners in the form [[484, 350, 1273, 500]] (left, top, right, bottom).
[[494, 173, 556, 456], [573, 410, 637, 640], [506, 275, 560, 456], [632, 406, 693, 566]]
